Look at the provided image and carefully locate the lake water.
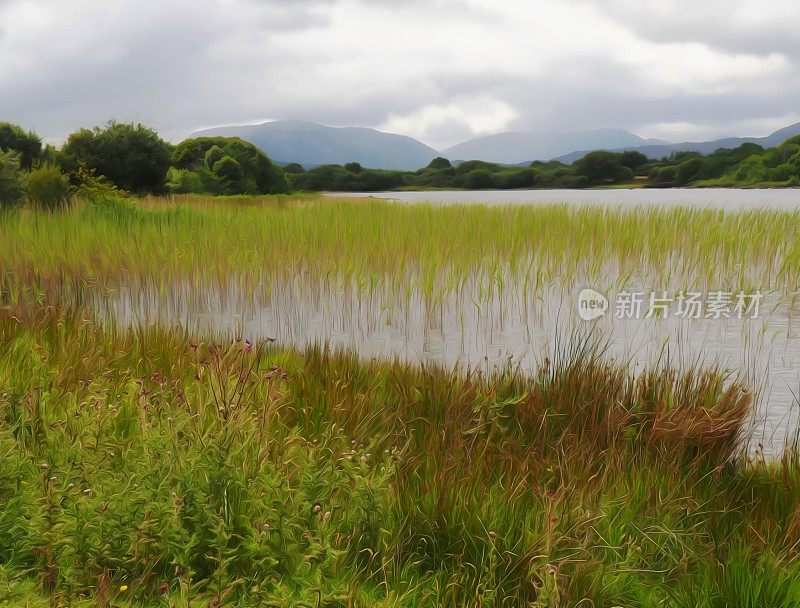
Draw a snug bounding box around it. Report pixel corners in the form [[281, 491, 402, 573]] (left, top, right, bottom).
[[102, 190, 800, 454], [331, 188, 800, 210]]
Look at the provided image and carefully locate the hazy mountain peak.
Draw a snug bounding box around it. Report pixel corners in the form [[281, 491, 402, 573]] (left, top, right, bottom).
[[442, 128, 656, 164], [191, 120, 438, 170]]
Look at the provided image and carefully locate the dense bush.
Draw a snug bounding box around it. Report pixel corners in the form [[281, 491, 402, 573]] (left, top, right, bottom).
[[60, 122, 172, 194], [26, 164, 72, 210], [172, 136, 291, 195], [290, 164, 406, 191], [463, 168, 495, 189], [495, 168, 536, 189], [0, 150, 25, 208], [427, 156, 452, 169], [0, 122, 42, 170]]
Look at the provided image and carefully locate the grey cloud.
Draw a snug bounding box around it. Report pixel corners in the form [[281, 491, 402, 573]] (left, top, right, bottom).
[[1, 0, 798, 149], [583, 0, 800, 59]]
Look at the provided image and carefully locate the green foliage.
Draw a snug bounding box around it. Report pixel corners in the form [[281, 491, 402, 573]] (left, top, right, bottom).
[[0, 122, 42, 170], [676, 157, 704, 185], [166, 166, 222, 195], [0, 150, 25, 209], [427, 157, 452, 170], [60, 122, 172, 194], [495, 168, 536, 189], [463, 168, 495, 189], [291, 164, 405, 191], [574, 150, 625, 183], [26, 164, 72, 211], [172, 136, 291, 195], [212, 155, 245, 190], [620, 150, 649, 172], [74, 165, 129, 204]]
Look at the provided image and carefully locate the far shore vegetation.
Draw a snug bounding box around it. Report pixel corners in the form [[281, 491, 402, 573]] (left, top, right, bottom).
[[2, 121, 800, 207]]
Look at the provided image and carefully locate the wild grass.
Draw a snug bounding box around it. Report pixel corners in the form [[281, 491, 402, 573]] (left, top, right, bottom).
[[3, 195, 800, 605], [1, 194, 799, 310], [2, 307, 800, 607]]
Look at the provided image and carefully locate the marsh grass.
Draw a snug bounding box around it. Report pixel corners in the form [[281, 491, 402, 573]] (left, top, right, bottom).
[[3, 196, 800, 606], [2, 307, 800, 607], [1, 195, 798, 310]]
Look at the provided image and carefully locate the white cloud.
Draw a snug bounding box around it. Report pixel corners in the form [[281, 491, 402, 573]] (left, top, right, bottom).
[[0, 0, 798, 148], [380, 98, 517, 148]]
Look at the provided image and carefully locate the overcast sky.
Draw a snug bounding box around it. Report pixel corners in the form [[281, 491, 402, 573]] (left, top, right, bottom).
[[1, 0, 799, 149]]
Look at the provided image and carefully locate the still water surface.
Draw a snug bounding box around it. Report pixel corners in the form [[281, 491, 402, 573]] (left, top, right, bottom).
[[106, 191, 800, 454], [333, 188, 800, 210]]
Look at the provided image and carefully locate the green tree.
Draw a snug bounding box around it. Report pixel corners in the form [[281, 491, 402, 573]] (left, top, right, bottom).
[[203, 145, 227, 169], [496, 168, 536, 189], [463, 169, 495, 189], [427, 157, 452, 170], [0, 151, 25, 208], [166, 166, 222, 195], [172, 137, 290, 194], [0, 122, 42, 170], [26, 164, 73, 211], [574, 151, 623, 183], [61, 122, 172, 194], [212, 156, 245, 193], [675, 157, 704, 185], [620, 151, 649, 173]]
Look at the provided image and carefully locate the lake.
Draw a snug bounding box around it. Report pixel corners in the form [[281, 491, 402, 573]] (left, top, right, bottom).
[[100, 190, 800, 455], [332, 187, 800, 210]]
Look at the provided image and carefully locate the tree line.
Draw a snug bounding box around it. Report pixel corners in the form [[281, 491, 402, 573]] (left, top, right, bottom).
[[3, 119, 800, 209], [289, 138, 800, 191], [0, 121, 291, 210]]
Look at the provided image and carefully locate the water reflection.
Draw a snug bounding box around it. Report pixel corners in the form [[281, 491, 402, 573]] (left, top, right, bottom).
[[98, 273, 800, 455]]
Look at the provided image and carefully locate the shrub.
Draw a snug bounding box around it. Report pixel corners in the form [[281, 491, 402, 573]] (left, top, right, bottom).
[[26, 164, 72, 211], [496, 168, 536, 189], [173, 137, 291, 195], [427, 157, 452, 170], [166, 167, 222, 195], [0, 150, 25, 209], [770, 162, 798, 182], [676, 157, 704, 185], [212, 156, 245, 193], [463, 168, 495, 189], [0, 122, 42, 170], [61, 122, 172, 194]]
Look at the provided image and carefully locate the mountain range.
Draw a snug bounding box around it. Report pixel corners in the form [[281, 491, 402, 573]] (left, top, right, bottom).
[[191, 120, 800, 170], [552, 122, 800, 164], [442, 129, 668, 164], [192, 120, 438, 170]]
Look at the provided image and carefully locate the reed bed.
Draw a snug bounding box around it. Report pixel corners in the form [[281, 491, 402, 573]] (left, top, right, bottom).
[[1, 195, 799, 310], [3, 195, 800, 606], [2, 307, 800, 607]]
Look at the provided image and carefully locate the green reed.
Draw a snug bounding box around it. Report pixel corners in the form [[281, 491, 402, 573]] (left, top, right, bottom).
[[1, 195, 799, 308]]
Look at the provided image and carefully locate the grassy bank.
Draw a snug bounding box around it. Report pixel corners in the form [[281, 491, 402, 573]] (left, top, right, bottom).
[[2, 308, 800, 607]]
